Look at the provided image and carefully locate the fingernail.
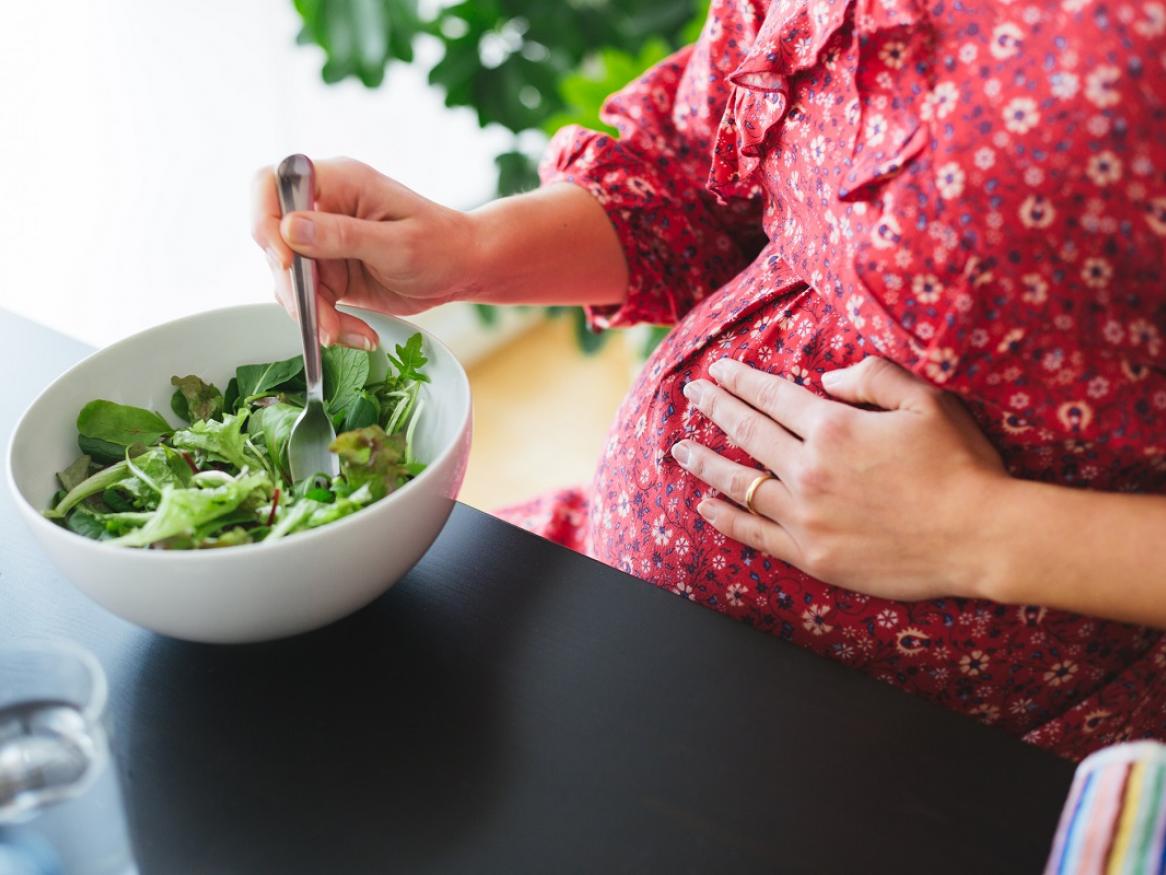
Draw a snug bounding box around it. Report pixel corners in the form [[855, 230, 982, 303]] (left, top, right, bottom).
[[671, 441, 690, 465], [821, 369, 844, 388], [283, 215, 316, 245], [342, 332, 375, 351], [265, 247, 283, 269], [709, 358, 731, 380], [683, 380, 706, 404], [697, 500, 717, 522]]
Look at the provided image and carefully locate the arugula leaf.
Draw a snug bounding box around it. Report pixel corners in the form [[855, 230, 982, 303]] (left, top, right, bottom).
[[323, 345, 371, 424], [110, 471, 271, 548], [329, 425, 408, 500], [235, 355, 304, 402], [170, 375, 224, 423], [248, 403, 300, 475], [170, 412, 256, 472], [386, 333, 430, 384], [56, 455, 92, 493], [77, 400, 171, 447]]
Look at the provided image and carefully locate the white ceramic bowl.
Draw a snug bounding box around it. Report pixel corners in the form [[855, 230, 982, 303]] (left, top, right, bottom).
[[6, 304, 472, 644]]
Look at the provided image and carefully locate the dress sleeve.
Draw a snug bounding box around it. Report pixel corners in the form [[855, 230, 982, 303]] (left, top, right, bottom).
[[539, 8, 767, 329]]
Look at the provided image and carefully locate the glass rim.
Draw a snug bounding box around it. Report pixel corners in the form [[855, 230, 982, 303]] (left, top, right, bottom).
[[0, 637, 108, 723]]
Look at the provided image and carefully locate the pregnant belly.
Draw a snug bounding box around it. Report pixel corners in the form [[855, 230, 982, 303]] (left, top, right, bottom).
[[585, 274, 1161, 759]]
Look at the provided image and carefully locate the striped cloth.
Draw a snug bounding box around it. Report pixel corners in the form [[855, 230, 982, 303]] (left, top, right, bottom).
[[1045, 741, 1166, 875]]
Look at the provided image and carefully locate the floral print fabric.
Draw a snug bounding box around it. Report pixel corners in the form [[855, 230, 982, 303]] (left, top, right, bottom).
[[502, 0, 1166, 760]]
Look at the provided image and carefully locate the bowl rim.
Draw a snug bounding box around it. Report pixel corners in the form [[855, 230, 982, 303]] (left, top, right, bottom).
[[5, 302, 472, 560]]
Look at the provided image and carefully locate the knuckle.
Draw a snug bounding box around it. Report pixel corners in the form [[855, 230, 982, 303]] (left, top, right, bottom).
[[756, 378, 783, 412], [803, 542, 835, 578], [810, 409, 849, 445], [791, 459, 829, 495], [731, 413, 758, 446], [727, 469, 752, 500]]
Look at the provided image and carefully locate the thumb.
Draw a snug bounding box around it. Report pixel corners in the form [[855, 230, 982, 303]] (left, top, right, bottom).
[[821, 357, 935, 411], [280, 211, 385, 262]]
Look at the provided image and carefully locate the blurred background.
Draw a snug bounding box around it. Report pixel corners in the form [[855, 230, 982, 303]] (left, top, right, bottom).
[[0, 0, 702, 510]]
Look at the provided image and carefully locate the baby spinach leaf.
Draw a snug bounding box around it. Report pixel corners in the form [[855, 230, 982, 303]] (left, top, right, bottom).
[[77, 436, 124, 465], [170, 375, 224, 424], [386, 333, 430, 384], [224, 377, 240, 413], [101, 484, 138, 513], [56, 455, 92, 493], [66, 506, 113, 540], [323, 346, 371, 423], [76, 400, 171, 447], [171, 412, 255, 472], [330, 425, 407, 500], [249, 403, 300, 474], [235, 355, 304, 402], [342, 390, 380, 432], [111, 471, 271, 547]]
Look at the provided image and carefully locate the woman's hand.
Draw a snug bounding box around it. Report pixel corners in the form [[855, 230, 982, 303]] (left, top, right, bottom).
[[672, 357, 1009, 602], [251, 157, 478, 349], [251, 158, 628, 350]]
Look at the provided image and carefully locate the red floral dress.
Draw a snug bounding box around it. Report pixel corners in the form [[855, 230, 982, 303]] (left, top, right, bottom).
[[499, 0, 1166, 760]]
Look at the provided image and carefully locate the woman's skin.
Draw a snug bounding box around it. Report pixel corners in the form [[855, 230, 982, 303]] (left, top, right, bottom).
[[251, 157, 1166, 630]]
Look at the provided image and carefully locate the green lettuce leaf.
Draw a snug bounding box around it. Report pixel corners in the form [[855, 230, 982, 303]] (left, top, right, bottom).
[[170, 411, 255, 472], [110, 471, 271, 548], [248, 403, 301, 474], [47, 458, 138, 517]]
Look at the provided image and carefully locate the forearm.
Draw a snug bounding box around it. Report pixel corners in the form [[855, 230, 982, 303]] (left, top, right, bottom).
[[976, 476, 1166, 628], [463, 183, 628, 309]]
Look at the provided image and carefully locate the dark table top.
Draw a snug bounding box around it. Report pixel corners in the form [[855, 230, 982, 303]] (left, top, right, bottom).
[[1, 309, 1076, 874]]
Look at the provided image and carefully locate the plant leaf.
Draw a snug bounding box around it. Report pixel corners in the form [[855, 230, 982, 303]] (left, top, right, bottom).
[[386, 333, 430, 384], [56, 455, 92, 493], [76, 400, 172, 447], [342, 390, 380, 431], [235, 355, 304, 402], [322, 345, 371, 423], [170, 412, 255, 472], [170, 375, 224, 423], [329, 425, 408, 500], [110, 471, 271, 548], [248, 403, 301, 477]]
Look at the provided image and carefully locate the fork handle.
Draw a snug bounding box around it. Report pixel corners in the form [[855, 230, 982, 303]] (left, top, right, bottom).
[[276, 154, 325, 403]]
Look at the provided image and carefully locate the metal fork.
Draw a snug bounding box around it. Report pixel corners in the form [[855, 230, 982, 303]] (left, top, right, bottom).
[[276, 154, 339, 483]]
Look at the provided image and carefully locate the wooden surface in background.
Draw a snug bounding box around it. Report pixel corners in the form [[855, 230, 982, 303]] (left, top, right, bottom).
[[459, 317, 636, 511]]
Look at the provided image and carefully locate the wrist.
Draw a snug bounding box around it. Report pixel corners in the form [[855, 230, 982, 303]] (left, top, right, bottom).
[[960, 472, 1033, 604]]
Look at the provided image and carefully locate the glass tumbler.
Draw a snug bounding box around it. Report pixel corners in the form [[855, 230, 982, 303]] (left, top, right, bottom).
[[0, 639, 137, 875]]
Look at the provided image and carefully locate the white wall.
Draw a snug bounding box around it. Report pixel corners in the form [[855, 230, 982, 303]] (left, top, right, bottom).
[[0, 0, 519, 351]]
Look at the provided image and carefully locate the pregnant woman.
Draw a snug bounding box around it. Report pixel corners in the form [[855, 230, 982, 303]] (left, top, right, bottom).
[[254, 0, 1166, 759]]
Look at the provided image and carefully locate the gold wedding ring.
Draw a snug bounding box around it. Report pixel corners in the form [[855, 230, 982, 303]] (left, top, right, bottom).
[[743, 472, 775, 515]]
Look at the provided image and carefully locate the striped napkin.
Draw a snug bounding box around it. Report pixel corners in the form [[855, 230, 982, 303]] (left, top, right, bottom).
[[1044, 741, 1166, 875]]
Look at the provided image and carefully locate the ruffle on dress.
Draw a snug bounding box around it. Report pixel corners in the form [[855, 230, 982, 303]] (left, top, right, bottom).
[[707, 0, 932, 204]]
